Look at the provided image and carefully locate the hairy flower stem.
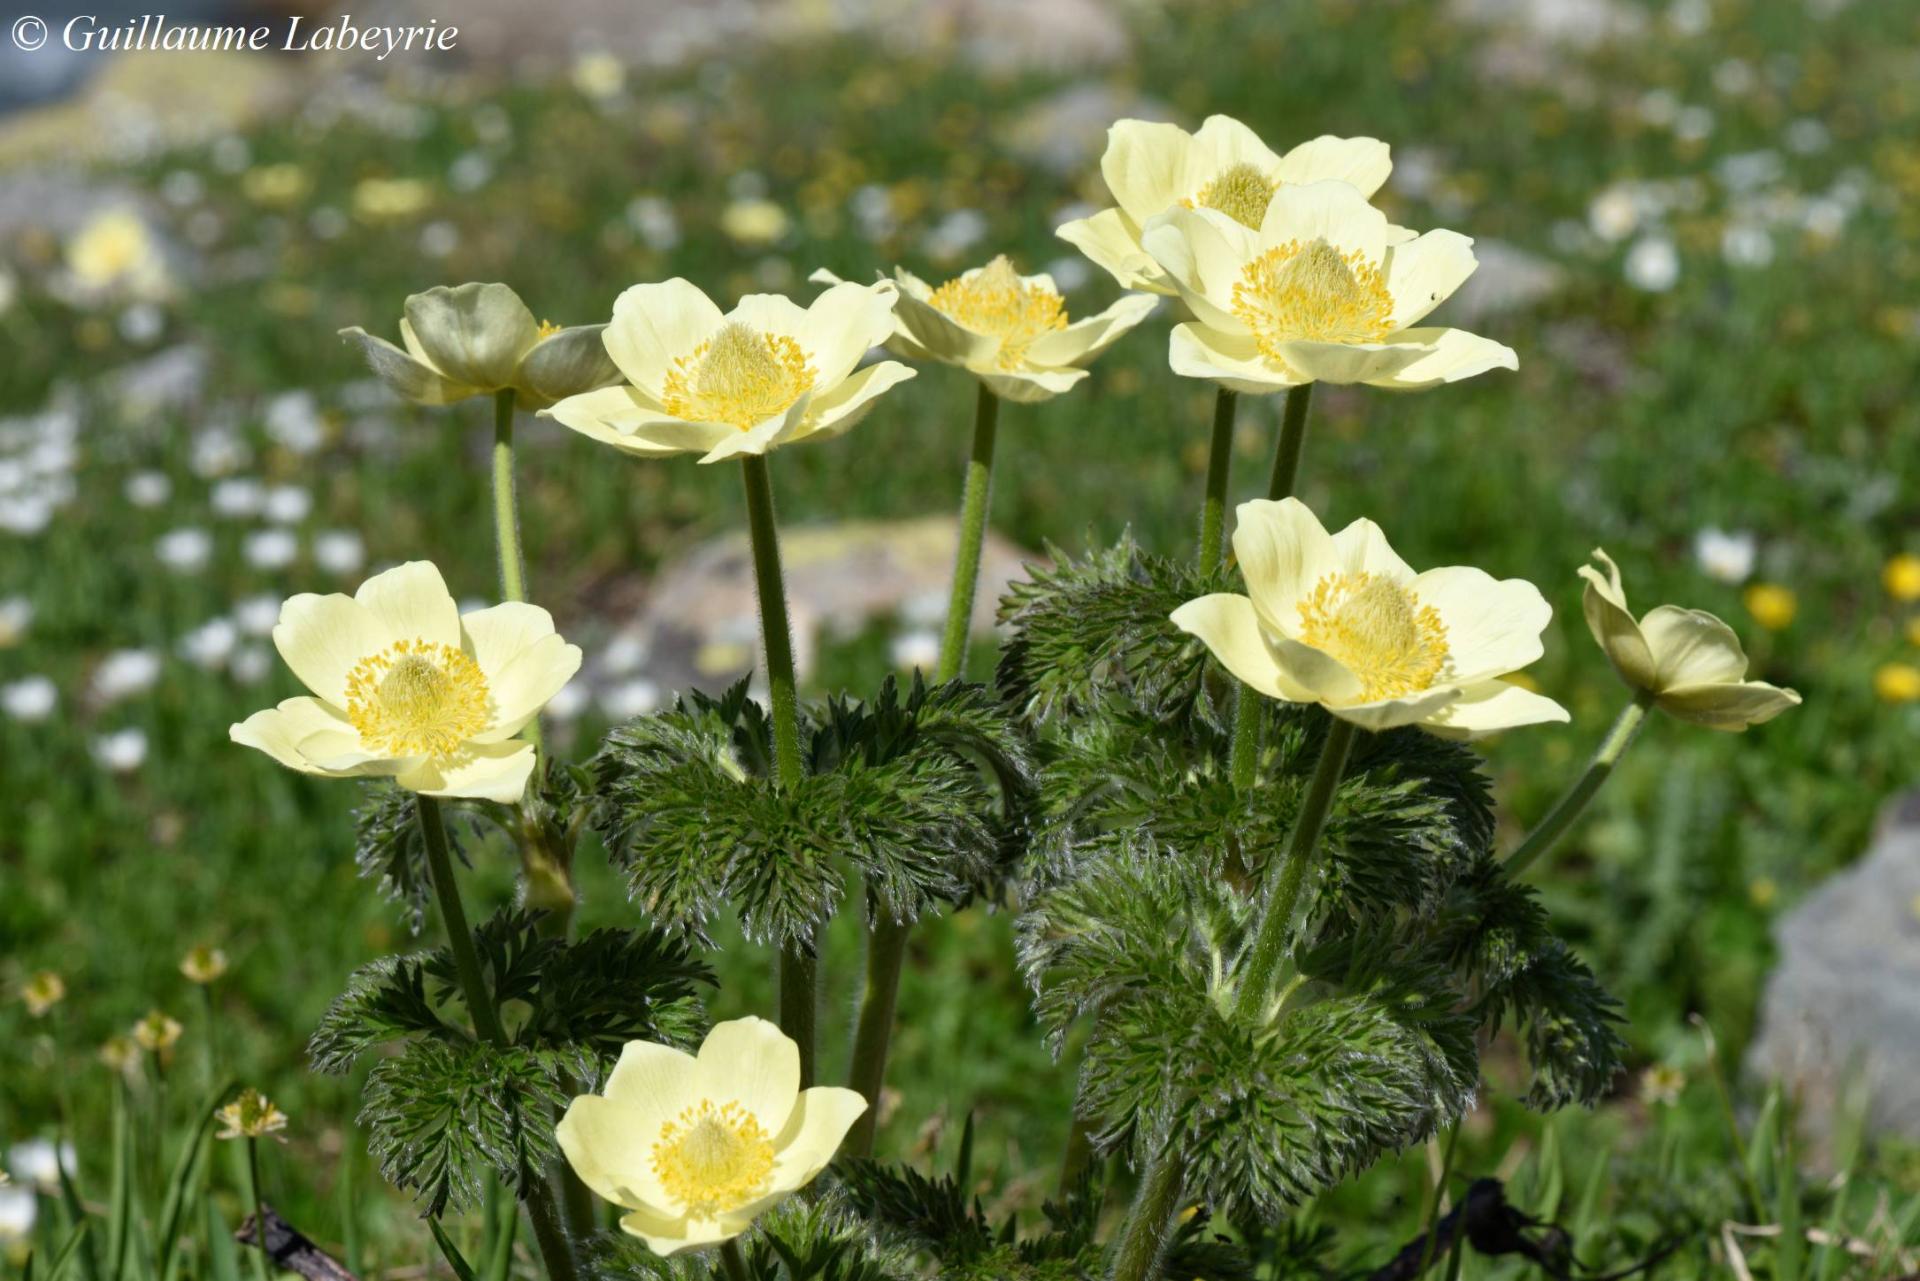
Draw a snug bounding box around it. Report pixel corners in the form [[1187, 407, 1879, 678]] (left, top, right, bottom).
[[845, 384, 1001, 1153], [1235, 716, 1357, 1021], [1107, 1146, 1187, 1281], [1197, 389, 1238, 573], [491, 391, 545, 756], [741, 454, 820, 1088], [416, 796, 580, 1281], [1417, 1121, 1462, 1276], [1505, 691, 1655, 876], [1229, 384, 1313, 793]]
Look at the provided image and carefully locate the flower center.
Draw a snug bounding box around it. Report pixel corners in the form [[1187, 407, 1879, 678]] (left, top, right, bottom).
[[536, 318, 563, 339], [1232, 238, 1395, 357], [661, 322, 817, 430], [650, 1099, 776, 1218], [1187, 161, 1278, 229], [343, 640, 492, 759], [1296, 571, 1450, 702], [926, 255, 1069, 370]]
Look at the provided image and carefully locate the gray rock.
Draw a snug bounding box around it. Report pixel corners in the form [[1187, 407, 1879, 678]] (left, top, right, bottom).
[[1746, 791, 1920, 1153], [1445, 240, 1566, 323]]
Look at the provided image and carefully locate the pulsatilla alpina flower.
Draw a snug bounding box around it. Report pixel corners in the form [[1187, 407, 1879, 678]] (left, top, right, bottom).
[[543, 277, 914, 463], [340, 282, 621, 411], [229, 561, 581, 803], [20, 971, 64, 1017], [814, 259, 1156, 403], [215, 1089, 289, 1142], [1172, 499, 1568, 737], [557, 1017, 866, 1257], [133, 1010, 183, 1054], [1579, 549, 1801, 731], [1057, 115, 1393, 296], [180, 943, 229, 985], [1142, 181, 1517, 393]]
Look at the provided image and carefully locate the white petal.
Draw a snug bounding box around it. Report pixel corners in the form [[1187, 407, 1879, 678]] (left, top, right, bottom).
[[1275, 135, 1393, 198], [338, 329, 477, 406], [354, 561, 461, 648], [891, 288, 997, 369], [697, 1017, 801, 1133], [474, 631, 582, 741], [605, 279, 725, 400], [230, 697, 374, 778], [622, 1209, 741, 1257], [402, 283, 540, 391], [1419, 681, 1570, 740], [1659, 680, 1801, 731], [1385, 230, 1478, 328], [1409, 566, 1553, 683], [802, 279, 901, 386], [271, 592, 388, 705]]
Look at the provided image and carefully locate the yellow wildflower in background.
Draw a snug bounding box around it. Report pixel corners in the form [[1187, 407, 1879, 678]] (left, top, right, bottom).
[[20, 971, 64, 1017], [180, 944, 229, 985], [1876, 662, 1920, 703], [65, 208, 171, 300], [545, 277, 914, 463], [352, 177, 433, 222], [1057, 115, 1393, 295], [721, 199, 791, 246], [1142, 181, 1516, 393], [100, 1036, 140, 1077], [815, 257, 1157, 402], [242, 163, 312, 208], [1171, 498, 1568, 738], [571, 51, 627, 100], [340, 282, 621, 411], [133, 1010, 183, 1054], [1640, 1063, 1686, 1106], [1885, 553, 1920, 602], [215, 1089, 289, 1142], [230, 561, 582, 804], [557, 1017, 866, 1257], [1579, 550, 1801, 730], [1742, 583, 1797, 631], [1905, 617, 1920, 649]]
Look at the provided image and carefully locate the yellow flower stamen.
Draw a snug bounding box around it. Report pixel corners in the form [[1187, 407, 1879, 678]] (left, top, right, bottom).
[[1297, 571, 1450, 701], [650, 1099, 776, 1217], [536, 319, 564, 339], [343, 640, 492, 759], [661, 322, 817, 430], [1233, 238, 1396, 357], [1185, 161, 1279, 230], [926, 256, 1069, 370]]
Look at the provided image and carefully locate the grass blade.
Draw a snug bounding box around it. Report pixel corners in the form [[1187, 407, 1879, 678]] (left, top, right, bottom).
[[427, 1215, 479, 1281], [156, 1078, 236, 1281]]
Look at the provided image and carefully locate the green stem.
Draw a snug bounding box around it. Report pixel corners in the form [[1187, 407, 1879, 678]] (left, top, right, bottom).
[[719, 1240, 752, 1281], [1107, 1146, 1187, 1281], [1416, 1121, 1462, 1277], [1196, 389, 1238, 573], [416, 797, 579, 1281], [845, 916, 908, 1156], [1234, 717, 1357, 1021], [936, 383, 1000, 682], [1266, 384, 1314, 502], [1504, 691, 1655, 876], [492, 390, 529, 605], [1228, 385, 1315, 793], [741, 454, 819, 1088], [245, 1138, 270, 1281]]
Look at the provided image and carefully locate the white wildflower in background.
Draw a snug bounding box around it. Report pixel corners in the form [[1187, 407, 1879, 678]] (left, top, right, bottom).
[[191, 425, 252, 477], [889, 627, 941, 672], [7, 1138, 74, 1189], [0, 597, 32, 646], [601, 678, 662, 720], [449, 151, 493, 193], [119, 303, 166, 345], [263, 484, 313, 525], [1587, 186, 1641, 243], [2, 676, 57, 723], [1694, 527, 1757, 583], [0, 1183, 33, 1243], [230, 645, 273, 685], [922, 209, 989, 263], [544, 680, 590, 722], [93, 649, 162, 703], [212, 478, 266, 518], [420, 222, 460, 259], [1624, 236, 1680, 291], [600, 633, 649, 677], [627, 196, 681, 252], [314, 531, 365, 575], [233, 595, 282, 636], [156, 527, 214, 573], [180, 618, 240, 670], [244, 529, 300, 570], [125, 471, 173, 507], [1785, 119, 1830, 155], [1674, 105, 1715, 144], [1721, 223, 1774, 268], [572, 50, 627, 100], [265, 391, 326, 454]]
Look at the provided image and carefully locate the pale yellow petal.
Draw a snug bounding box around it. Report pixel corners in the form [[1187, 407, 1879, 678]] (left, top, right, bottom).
[[1275, 135, 1393, 198], [354, 561, 461, 648], [1230, 497, 1339, 636], [1640, 605, 1751, 689], [696, 1017, 801, 1132], [1101, 118, 1193, 226], [1419, 681, 1570, 740], [1658, 680, 1801, 731], [271, 592, 388, 705], [1273, 337, 1436, 386], [230, 698, 371, 778], [1056, 207, 1170, 294], [517, 324, 622, 409], [604, 279, 725, 400], [1168, 322, 1298, 395], [338, 328, 478, 405], [1362, 328, 1517, 390], [1384, 230, 1478, 329], [891, 288, 996, 368], [1329, 516, 1417, 583], [1187, 115, 1286, 187], [601, 1040, 701, 1114], [768, 1086, 868, 1189], [979, 366, 1087, 403], [1258, 180, 1389, 263], [544, 386, 714, 458], [1326, 684, 1461, 731], [395, 740, 536, 804], [1578, 550, 1656, 691], [461, 607, 582, 741], [402, 283, 541, 391], [1409, 566, 1553, 683], [622, 1210, 739, 1258], [1141, 207, 1256, 332], [1024, 293, 1159, 368], [556, 1094, 660, 1211], [795, 361, 915, 440], [1168, 593, 1303, 702]]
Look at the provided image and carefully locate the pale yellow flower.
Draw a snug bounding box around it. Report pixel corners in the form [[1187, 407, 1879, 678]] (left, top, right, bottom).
[[100, 1036, 140, 1077], [1057, 115, 1393, 296], [544, 277, 914, 463], [1171, 498, 1567, 738], [65, 208, 171, 300], [215, 1089, 289, 1142], [20, 971, 64, 1017], [352, 177, 432, 222], [720, 199, 791, 246], [1641, 1063, 1686, 1106], [340, 283, 621, 411], [229, 562, 581, 804], [1885, 553, 1920, 602], [1141, 181, 1516, 394], [1742, 583, 1796, 631], [557, 1017, 866, 1257], [133, 1010, 183, 1053], [814, 258, 1157, 402], [242, 163, 312, 208], [571, 51, 626, 100], [180, 944, 229, 985], [1579, 549, 1801, 731], [1876, 661, 1920, 704]]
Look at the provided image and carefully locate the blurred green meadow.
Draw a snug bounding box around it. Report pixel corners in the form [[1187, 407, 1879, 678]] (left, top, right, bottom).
[[3, 0, 1920, 1273]]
